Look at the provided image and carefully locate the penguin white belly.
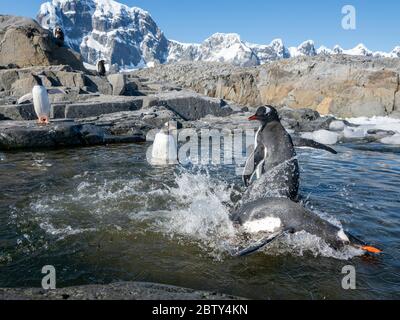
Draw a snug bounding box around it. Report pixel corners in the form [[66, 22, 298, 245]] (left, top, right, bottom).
[[253, 126, 266, 180], [32, 85, 51, 123], [151, 132, 178, 165], [243, 217, 282, 233]]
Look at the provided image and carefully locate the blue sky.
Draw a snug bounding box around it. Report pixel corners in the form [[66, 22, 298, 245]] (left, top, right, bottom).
[[1, 0, 399, 51]]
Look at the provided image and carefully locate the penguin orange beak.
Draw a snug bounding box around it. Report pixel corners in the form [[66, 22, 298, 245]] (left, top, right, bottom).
[[248, 115, 258, 121], [361, 245, 382, 254]]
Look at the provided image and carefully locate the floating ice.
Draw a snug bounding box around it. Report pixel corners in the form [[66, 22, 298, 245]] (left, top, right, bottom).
[[380, 133, 400, 145], [329, 120, 345, 131], [301, 130, 339, 145]]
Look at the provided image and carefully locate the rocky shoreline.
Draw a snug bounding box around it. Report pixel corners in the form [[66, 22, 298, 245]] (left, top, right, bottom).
[[1, 14, 400, 151], [0, 282, 243, 300]]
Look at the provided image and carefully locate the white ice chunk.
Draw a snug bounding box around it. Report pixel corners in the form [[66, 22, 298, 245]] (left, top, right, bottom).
[[329, 120, 345, 131], [380, 133, 400, 145], [301, 130, 339, 145]]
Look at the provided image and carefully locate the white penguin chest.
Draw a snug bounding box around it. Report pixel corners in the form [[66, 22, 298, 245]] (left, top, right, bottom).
[[254, 126, 267, 179], [151, 132, 178, 165], [32, 86, 51, 117], [243, 217, 282, 233]]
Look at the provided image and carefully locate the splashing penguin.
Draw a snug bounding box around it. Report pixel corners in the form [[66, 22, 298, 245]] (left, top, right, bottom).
[[17, 75, 66, 124], [150, 121, 180, 165]]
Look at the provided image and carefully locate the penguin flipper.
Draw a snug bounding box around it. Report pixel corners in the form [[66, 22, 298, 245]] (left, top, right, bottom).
[[47, 88, 66, 95], [242, 144, 265, 186], [233, 229, 292, 257], [293, 137, 337, 154], [17, 93, 33, 105]]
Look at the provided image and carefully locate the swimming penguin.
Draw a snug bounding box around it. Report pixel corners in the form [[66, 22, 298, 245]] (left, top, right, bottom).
[[242, 106, 337, 202], [53, 26, 64, 46], [230, 197, 382, 257], [17, 75, 65, 124], [97, 60, 106, 77], [150, 121, 181, 165]]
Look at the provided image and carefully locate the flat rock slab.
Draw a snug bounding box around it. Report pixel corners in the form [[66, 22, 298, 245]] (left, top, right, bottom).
[[0, 120, 144, 150], [156, 90, 233, 121], [65, 96, 144, 119], [0, 282, 243, 300]]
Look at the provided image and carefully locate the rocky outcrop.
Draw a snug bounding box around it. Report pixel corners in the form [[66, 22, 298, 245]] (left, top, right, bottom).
[[0, 120, 145, 150], [156, 90, 233, 121], [0, 15, 85, 71], [135, 56, 400, 118], [0, 281, 242, 300]]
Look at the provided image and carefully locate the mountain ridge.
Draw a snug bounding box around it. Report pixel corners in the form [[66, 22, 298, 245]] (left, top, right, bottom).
[[37, 0, 400, 69]]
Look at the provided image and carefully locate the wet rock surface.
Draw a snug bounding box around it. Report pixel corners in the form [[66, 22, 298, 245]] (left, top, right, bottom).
[[0, 282, 243, 300], [0, 120, 144, 150]]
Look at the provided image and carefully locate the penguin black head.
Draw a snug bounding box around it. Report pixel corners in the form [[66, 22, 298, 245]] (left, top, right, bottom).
[[32, 74, 44, 86], [248, 105, 279, 124]]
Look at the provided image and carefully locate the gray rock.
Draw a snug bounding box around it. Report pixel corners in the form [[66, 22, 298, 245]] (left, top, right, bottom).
[[0, 103, 36, 120], [107, 73, 127, 96], [0, 15, 86, 71], [156, 90, 233, 121], [0, 120, 144, 150], [65, 96, 143, 118], [0, 281, 243, 300]]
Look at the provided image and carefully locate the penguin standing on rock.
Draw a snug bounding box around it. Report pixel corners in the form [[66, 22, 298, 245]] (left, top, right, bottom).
[[97, 60, 106, 77], [53, 26, 64, 47], [18, 75, 66, 125]]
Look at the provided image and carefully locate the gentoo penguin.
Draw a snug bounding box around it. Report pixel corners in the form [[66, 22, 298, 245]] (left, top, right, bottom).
[[150, 121, 181, 165], [53, 26, 64, 46], [242, 106, 337, 202], [230, 197, 382, 257], [243, 106, 300, 201], [17, 75, 65, 124], [97, 60, 106, 77]]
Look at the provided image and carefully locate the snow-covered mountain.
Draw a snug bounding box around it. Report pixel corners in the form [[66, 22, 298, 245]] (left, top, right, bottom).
[[37, 0, 400, 69], [168, 33, 259, 67], [37, 0, 168, 68]]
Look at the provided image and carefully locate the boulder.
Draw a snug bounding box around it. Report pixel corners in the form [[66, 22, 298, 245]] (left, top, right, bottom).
[[156, 90, 233, 120], [0, 15, 86, 71], [0, 103, 36, 120]]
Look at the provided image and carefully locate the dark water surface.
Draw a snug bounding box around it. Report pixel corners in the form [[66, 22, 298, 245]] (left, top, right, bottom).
[[0, 143, 399, 299]]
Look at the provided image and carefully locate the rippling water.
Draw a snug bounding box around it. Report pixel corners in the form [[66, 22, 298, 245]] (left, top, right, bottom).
[[0, 142, 399, 299]]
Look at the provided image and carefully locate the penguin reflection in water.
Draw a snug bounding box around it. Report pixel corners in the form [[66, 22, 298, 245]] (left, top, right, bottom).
[[18, 75, 66, 124], [230, 106, 381, 257]]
